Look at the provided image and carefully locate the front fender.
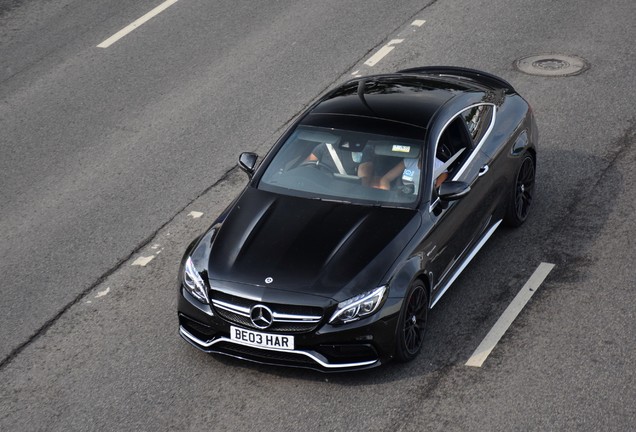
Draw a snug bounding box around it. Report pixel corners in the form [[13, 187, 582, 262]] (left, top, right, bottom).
[[386, 254, 427, 300]]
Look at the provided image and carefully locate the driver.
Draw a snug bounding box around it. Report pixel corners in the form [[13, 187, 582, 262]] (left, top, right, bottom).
[[306, 141, 374, 185]]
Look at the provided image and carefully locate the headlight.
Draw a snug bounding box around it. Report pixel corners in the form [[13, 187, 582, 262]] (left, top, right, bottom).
[[183, 257, 209, 303], [329, 286, 387, 324]]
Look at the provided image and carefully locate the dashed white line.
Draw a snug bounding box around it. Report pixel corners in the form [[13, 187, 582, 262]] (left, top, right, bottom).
[[97, 0, 181, 48], [364, 39, 404, 67], [411, 19, 426, 27], [188, 211, 204, 219], [465, 262, 555, 367], [132, 256, 155, 267], [95, 287, 111, 298]]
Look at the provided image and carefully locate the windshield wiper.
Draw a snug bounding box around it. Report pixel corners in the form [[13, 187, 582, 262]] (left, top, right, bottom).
[[312, 197, 353, 204]]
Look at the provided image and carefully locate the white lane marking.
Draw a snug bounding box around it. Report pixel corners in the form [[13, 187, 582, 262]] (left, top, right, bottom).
[[188, 211, 204, 219], [351, 70, 360, 76], [411, 20, 426, 27], [465, 262, 555, 367], [132, 255, 155, 266], [97, 0, 181, 48], [95, 287, 111, 298], [151, 244, 161, 250], [364, 39, 404, 67]]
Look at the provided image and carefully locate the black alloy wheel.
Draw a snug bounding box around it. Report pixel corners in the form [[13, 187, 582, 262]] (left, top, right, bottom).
[[395, 280, 428, 362], [505, 154, 535, 227]]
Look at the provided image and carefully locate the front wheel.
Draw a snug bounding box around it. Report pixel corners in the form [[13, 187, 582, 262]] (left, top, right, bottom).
[[504, 153, 535, 227], [395, 280, 429, 362]]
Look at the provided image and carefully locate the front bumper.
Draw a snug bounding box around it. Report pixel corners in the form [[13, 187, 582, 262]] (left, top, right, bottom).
[[178, 287, 401, 372]]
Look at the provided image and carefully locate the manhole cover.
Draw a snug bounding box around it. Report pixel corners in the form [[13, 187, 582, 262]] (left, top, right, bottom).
[[514, 54, 589, 77]]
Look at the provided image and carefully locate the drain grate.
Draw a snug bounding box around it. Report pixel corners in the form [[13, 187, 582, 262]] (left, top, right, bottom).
[[514, 54, 589, 77]]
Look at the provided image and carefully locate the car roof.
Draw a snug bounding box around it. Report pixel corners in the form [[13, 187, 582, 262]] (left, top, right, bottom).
[[301, 75, 475, 139], [300, 73, 481, 139]]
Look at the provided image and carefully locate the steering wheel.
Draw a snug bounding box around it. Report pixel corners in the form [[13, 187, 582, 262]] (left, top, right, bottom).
[[299, 160, 337, 174]]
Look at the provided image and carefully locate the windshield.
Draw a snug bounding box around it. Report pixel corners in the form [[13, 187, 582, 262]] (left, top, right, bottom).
[[258, 125, 426, 207]]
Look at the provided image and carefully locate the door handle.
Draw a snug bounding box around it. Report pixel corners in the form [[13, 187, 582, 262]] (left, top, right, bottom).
[[478, 164, 489, 177]]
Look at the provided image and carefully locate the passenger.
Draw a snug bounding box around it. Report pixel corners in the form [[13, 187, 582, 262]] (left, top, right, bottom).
[[373, 157, 448, 193]]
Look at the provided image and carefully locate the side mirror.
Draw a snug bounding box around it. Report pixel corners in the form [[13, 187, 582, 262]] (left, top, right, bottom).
[[238, 152, 258, 177], [437, 181, 471, 201]]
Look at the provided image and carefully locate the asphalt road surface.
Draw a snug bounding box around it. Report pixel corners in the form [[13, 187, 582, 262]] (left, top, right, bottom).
[[1, 0, 634, 430]]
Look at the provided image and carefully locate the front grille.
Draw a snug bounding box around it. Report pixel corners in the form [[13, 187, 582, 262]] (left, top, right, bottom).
[[210, 290, 324, 334]]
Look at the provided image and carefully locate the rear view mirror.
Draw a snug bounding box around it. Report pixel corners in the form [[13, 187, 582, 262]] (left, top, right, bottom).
[[238, 152, 258, 177]]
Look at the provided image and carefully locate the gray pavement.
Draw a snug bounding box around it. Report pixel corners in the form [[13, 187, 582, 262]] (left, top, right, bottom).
[[0, 0, 431, 360], [1, 0, 635, 430]]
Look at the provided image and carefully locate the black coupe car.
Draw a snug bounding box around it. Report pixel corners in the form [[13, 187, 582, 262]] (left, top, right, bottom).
[[178, 66, 537, 371]]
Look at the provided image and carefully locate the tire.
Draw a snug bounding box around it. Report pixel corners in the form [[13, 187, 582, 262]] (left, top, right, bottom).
[[395, 280, 429, 362], [504, 153, 535, 227]]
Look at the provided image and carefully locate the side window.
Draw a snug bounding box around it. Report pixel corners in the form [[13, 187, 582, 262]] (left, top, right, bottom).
[[435, 117, 472, 175], [431, 105, 495, 207], [460, 104, 494, 146]]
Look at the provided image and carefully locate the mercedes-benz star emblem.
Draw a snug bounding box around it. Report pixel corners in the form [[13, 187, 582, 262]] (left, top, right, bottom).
[[265, 277, 273, 284], [250, 305, 274, 329]]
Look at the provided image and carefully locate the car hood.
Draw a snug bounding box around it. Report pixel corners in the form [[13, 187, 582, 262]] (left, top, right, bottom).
[[206, 188, 420, 301]]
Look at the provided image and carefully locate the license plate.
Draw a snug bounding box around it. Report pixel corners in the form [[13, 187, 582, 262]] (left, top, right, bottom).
[[230, 326, 295, 350]]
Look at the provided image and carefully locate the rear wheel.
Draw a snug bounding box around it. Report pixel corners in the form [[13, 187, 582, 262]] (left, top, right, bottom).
[[395, 280, 428, 362], [504, 154, 535, 227]]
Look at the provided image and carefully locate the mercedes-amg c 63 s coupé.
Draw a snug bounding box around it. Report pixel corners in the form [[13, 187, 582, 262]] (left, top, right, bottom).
[[177, 66, 538, 371]]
